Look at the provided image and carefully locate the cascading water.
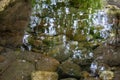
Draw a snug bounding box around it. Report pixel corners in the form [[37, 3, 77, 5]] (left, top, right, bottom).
[[22, 0, 116, 79]]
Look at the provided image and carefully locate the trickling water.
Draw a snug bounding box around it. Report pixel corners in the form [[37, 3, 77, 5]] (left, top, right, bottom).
[[23, 0, 114, 53], [22, 0, 117, 78]]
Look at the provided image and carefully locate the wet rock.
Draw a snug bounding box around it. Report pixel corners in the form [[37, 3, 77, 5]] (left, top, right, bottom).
[[99, 70, 114, 80], [60, 78, 77, 80], [1, 59, 35, 80], [31, 71, 58, 80], [59, 60, 81, 78]]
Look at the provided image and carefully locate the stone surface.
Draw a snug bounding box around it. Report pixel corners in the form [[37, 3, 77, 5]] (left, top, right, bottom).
[[114, 71, 120, 80], [94, 43, 120, 66], [1, 59, 35, 80], [0, 51, 60, 80], [0, 0, 31, 48], [0, 51, 17, 75], [18, 51, 60, 72], [36, 56, 60, 72], [59, 60, 81, 78], [107, 0, 120, 8], [47, 44, 73, 62], [31, 71, 58, 80]]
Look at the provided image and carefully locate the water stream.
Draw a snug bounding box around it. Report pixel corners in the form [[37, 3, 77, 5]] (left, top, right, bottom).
[[22, 0, 115, 73], [23, 0, 113, 53], [21, 0, 119, 79]]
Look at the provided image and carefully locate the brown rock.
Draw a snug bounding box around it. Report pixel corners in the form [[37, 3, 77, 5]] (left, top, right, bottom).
[[0, 0, 31, 48], [1, 59, 35, 80], [31, 71, 58, 80], [114, 71, 120, 80], [94, 43, 120, 66], [59, 60, 81, 78], [18, 51, 60, 72], [47, 45, 73, 62], [36, 55, 60, 72]]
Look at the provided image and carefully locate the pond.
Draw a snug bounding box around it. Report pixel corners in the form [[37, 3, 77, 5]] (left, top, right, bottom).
[[22, 0, 118, 79]]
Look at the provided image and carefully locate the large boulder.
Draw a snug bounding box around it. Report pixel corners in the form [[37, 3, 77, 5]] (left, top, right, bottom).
[[0, 0, 31, 49]]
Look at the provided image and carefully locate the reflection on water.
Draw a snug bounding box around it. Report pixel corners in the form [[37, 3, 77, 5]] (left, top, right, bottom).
[[23, 0, 113, 62]]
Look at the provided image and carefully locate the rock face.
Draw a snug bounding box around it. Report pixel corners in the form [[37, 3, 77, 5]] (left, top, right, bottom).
[[0, 0, 31, 49], [18, 52, 60, 72], [1, 59, 35, 80], [0, 51, 60, 80], [31, 71, 58, 80], [94, 43, 120, 66], [35, 56, 60, 72]]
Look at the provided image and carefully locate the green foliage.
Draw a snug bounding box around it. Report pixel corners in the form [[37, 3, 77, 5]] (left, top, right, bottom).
[[31, 0, 36, 7]]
